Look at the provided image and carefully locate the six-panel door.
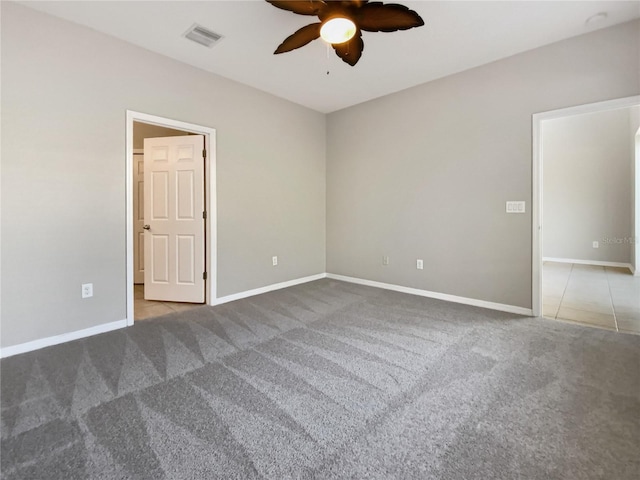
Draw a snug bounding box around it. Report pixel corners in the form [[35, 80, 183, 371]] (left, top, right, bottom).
[[143, 135, 205, 303]]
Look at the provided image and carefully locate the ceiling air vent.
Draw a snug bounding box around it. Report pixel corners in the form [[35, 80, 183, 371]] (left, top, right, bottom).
[[184, 24, 223, 48]]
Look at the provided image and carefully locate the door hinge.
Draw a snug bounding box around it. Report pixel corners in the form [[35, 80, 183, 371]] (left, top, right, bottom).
[[203, 211, 207, 219], [202, 149, 207, 159], [203, 272, 207, 280]]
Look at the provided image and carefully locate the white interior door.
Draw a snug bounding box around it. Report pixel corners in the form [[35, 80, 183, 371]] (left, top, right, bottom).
[[133, 152, 145, 284], [144, 135, 205, 303]]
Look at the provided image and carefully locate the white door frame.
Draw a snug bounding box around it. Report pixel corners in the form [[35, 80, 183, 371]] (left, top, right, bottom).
[[532, 95, 640, 317], [126, 111, 216, 326], [635, 130, 640, 276]]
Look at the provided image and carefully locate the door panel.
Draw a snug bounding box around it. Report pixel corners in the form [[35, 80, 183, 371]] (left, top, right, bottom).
[[133, 153, 145, 284], [151, 235, 170, 283], [176, 235, 195, 284], [151, 171, 169, 219], [177, 171, 194, 219], [137, 232, 145, 276], [144, 135, 205, 303]]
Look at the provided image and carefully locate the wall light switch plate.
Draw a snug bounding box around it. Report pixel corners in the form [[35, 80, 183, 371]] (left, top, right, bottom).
[[593, 241, 599, 249], [382, 256, 390, 266], [417, 259, 424, 270], [272, 256, 278, 266], [506, 201, 526, 213]]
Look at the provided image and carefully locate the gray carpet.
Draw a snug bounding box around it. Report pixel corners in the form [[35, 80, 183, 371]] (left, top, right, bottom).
[[1, 279, 639, 479]]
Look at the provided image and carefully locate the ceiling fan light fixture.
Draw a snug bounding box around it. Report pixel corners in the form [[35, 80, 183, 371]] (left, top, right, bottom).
[[320, 17, 356, 44], [267, 0, 425, 66]]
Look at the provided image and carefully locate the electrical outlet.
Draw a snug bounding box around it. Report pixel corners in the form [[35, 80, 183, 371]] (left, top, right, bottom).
[[82, 283, 93, 299], [593, 241, 599, 249], [272, 256, 278, 266], [417, 259, 424, 270], [382, 256, 390, 266]]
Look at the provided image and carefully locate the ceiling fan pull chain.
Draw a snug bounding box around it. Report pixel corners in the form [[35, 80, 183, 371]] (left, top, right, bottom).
[[326, 43, 331, 75]]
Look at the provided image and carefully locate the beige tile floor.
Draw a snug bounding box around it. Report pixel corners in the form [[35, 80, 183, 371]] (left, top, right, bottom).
[[543, 262, 640, 334], [134, 284, 202, 320]]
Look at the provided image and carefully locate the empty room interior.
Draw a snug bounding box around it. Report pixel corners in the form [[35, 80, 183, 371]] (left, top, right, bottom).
[[542, 106, 640, 332], [1, 1, 639, 479]]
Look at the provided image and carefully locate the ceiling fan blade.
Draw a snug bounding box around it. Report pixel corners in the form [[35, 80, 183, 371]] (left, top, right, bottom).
[[357, 2, 424, 32], [332, 30, 364, 66], [275, 23, 322, 54], [266, 1, 325, 16]]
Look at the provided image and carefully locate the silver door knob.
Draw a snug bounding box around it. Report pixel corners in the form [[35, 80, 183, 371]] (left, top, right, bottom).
[[143, 225, 151, 230]]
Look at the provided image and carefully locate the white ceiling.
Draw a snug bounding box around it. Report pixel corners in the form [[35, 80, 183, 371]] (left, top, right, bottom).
[[19, 1, 640, 113]]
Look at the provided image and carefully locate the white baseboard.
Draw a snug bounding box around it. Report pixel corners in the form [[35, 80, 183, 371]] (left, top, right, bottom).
[[213, 273, 327, 306], [0, 274, 327, 359], [326, 273, 533, 316], [0, 270, 530, 358], [543, 257, 633, 271], [0, 319, 128, 359]]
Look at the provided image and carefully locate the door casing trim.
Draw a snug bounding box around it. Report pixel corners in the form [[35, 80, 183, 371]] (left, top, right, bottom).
[[126, 111, 216, 326], [531, 95, 640, 317]]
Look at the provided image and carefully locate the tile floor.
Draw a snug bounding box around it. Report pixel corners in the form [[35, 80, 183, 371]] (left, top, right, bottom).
[[134, 284, 202, 320], [543, 262, 640, 334]]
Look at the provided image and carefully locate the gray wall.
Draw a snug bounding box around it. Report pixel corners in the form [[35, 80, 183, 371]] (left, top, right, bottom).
[[2, 3, 639, 350], [133, 122, 191, 149], [326, 20, 639, 309], [1, 3, 326, 348], [543, 108, 633, 263]]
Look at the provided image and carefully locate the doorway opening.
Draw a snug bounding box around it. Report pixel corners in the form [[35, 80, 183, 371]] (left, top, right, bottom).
[[532, 96, 640, 333], [133, 125, 201, 320], [126, 111, 217, 326]]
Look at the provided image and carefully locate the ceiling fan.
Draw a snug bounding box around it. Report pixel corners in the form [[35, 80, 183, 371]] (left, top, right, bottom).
[[266, 1, 424, 66]]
